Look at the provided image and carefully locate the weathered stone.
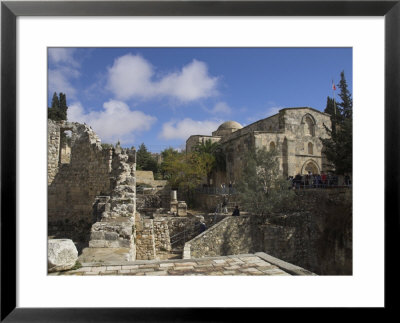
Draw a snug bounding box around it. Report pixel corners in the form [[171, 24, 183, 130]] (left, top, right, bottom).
[[48, 239, 78, 272], [105, 232, 119, 240], [186, 107, 333, 183], [90, 231, 105, 240], [48, 120, 137, 262]]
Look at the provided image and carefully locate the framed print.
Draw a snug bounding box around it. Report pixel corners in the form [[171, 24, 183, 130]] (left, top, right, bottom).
[[1, 0, 399, 321]]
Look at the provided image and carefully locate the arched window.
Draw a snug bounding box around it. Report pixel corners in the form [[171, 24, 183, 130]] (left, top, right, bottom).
[[308, 142, 313, 155], [305, 116, 315, 136], [269, 142, 275, 151]]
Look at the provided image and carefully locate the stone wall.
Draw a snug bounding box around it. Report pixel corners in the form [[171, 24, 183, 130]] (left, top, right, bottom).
[[184, 216, 262, 259], [48, 121, 113, 247], [86, 147, 137, 261], [135, 218, 157, 260], [186, 135, 222, 153], [48, 120, 137, 255], [136, 171, 167, 187], [184, 212, 346, 274], [224, 132, 254, 182], [47, 120, 62, 185], [135, 216, 174, 260], [165, 216, 201, 241], [153, 218, 171, 253], [262, 213, 320, 273], [184, 189, 352, 275]]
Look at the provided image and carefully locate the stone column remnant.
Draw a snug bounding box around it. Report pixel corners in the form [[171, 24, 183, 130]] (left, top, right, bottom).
[[170, 190, 178, 214]]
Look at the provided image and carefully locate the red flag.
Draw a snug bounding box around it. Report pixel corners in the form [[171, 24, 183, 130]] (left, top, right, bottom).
[[332, 82, 336, 91]]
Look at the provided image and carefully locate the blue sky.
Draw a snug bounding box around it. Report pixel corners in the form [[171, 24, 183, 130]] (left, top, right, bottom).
[[48, 47, 352, 152]]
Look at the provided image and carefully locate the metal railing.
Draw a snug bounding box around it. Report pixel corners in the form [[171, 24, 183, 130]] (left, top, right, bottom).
[[195, 186, 237, 195], [170, 222, 206, 247], [195, 177, 351, 195], [290, 176, 352, 189]]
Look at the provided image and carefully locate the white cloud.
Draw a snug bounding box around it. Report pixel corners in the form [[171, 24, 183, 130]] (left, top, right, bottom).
[[159, 118, 221, 140], [48, 48, 79, 67], [107, 54, 154, 100], [68, 100, 157, 144], [157, 60, 218, 102], [48, 49, 80, 99], [107, 54, 219, 102], [208, 102, 232, 115], [48, 66, 80, 98]]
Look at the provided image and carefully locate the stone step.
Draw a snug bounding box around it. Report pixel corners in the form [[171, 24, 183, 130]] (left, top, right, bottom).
[[78, 247, 132, 263]]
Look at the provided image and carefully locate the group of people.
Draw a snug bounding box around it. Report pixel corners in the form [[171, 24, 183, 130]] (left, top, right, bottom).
[[289, 172, 351, 189], [220, 181, 235, 195]]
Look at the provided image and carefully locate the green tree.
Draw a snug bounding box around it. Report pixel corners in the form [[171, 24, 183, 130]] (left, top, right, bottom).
[[136, 143, 159, 174], [193, 139, 226, 184], [320, 71, 352, 175], [337, 71, 352, 119], [162, 151, 213, 206], [162, 152, 208, 189], [160, 147, 179, 180], [59, 92, 68, 120], [324, 96, 338, 134], [51, 92, 59, 109], [48, 92, 68, 121], [236, 148, 294, 217]]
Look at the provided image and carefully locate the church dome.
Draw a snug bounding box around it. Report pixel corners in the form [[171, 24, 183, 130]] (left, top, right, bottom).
[[217, 121, 243, 131]]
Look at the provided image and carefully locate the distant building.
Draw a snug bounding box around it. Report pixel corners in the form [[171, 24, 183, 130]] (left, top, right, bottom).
[[150, 152, 163, 164], [186, 107, 332, 185]]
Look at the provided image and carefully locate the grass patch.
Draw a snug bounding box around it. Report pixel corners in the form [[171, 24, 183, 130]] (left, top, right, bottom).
[[70, 260, 82, 270]]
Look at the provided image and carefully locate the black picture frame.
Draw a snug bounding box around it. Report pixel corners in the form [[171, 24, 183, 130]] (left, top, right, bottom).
[[1, 0, 398, 321]]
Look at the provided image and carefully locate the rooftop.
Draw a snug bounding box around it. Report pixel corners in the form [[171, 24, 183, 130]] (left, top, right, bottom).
[[217, 120, 243, 131]]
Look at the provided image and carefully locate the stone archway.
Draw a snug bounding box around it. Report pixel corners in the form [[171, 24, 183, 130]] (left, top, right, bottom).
[[301, 159, 320, 175]]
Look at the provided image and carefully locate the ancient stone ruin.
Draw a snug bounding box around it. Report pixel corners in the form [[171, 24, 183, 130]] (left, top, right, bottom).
[[48, 118, 351, 275], [48, 120, 137, 261], [48, 119, 203, 264]]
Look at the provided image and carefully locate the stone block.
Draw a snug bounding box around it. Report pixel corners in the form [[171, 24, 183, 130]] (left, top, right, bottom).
[[89, 240, 107, 248], [90, 231, 105, 240], [48, 239, 78, 272], [177, 201, 187, 216], [120, 227, 132, 237], [105, 232, 119, 240], [127, 204, 135, 213]]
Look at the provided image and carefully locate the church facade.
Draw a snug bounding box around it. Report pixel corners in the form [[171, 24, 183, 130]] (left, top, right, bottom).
[[186, 107, 332, 185]]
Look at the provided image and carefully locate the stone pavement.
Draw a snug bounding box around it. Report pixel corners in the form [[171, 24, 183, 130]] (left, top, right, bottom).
[[52, 252, 315, 276]]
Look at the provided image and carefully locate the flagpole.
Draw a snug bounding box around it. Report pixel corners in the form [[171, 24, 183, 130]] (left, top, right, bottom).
[[332, 79, 336, 117], [332, 79, 337, 135]]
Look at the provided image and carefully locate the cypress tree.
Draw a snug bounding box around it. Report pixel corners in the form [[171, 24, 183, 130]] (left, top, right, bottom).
[[320, 71, 352, 175], [48, 92, 68, 121], [324, 96, 337, 133], [59, 92, 68, 120], [51, 92, 59, 109], [337, 71, 353, 119]]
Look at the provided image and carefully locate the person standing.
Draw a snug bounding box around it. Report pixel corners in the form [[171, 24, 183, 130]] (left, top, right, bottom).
[[199, 221, 207, 233], [222, 196, 228, 214], [321, 172, 327, 188]]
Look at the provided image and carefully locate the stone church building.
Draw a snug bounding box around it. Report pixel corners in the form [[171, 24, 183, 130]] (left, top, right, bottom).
[[186, 107, 332, 184]]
